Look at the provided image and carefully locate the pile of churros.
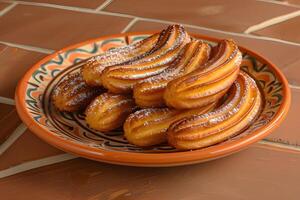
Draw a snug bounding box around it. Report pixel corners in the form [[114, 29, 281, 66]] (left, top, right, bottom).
[[52, 24, 262, 150]]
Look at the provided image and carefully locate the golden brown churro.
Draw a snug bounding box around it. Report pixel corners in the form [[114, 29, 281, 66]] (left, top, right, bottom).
[[85, 93, 136, 132], [167, 71, 261, 150], [124, 103, 215, 147], [133, 40, 211, 108], [164, 39, 242, 109], [52, 73, 103, 112], [101, 25, 191, 93]]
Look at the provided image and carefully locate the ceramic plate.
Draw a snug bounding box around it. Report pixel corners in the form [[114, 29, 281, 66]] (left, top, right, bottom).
[[15, 32, 291, 167]]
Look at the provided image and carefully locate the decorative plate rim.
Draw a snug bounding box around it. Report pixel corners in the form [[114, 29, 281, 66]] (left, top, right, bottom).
[[15, 31, 291, 166]]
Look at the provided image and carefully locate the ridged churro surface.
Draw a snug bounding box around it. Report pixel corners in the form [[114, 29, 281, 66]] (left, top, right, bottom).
[[101, 25, 191, 93], [85, 93, 136, 132], [164, 39, 242, 109], [167, 71, 262, 150], [52, 73, 103, 112], [133, 40, 210, 107]]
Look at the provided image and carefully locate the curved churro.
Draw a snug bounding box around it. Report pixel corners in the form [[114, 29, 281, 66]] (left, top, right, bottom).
[[85, 93, 136, 132], [164, 39, 242, 109], [133, 40, 210, 107], [101, 24, 191, 93], [124, 103, 215, 147], [82, 32, 160, 86], [52, 73, 103, 112], [167, 71, 262, 150]]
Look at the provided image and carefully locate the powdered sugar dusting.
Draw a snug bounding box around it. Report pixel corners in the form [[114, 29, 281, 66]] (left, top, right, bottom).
[[171, 72, 259, 133]]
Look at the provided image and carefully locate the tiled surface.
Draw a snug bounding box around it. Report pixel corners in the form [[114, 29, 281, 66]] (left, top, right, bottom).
[[105, 0, 298, 32], [0, 129, 63, 171], [286, 0, 300, 5], [282, 59, 300, 85], [0, 2, 11, 11], [267, 88, 300, 145], [254, 16, 300, 43], [0, 5, 132, 49], [0, 0, 299, 198], [0, 44, 46, 98], [1, 146, 300, 200], [22, 0, 106, 9], [0, 104, 21, 144]]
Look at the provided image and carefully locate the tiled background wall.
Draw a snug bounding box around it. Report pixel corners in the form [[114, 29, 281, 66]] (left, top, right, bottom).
[[0, 0, 299, 199]]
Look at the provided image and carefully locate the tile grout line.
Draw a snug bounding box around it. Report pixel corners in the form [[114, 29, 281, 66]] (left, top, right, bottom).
[[0, 123, 27, 155], [0, 153, 78, 179], [2, 0, 134, 18], [0, 96, 15, 105], [2, 0, 300, 47], [95, 0, 113, 11], [259, 140, 300, 153], [93, 10, 134, 18], [121, 18, 139, 33], [257, 0, 300, 8], [242, 34, 300, 46], [2, 18, 300, 52], [2, 0, 99, 14], [0, 41, 54, 54], [0, 140, 299, 179], [0, 141, 299, 179], [138, 17, 300, 47], [289, 84, 300, 89], [0, 1, 17, 16], [244, 10, 300, 34]]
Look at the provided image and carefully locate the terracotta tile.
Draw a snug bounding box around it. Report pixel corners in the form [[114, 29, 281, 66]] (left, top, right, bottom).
[[266, 88, 300, 146], [0, 2, 11, 11], [128, 21, 300, 70], [0, 104, 21, 144], [0, 5, 132, 49], [0, 44, 46, 98], [0, 129, 63, 171], [22, 0, 106, 9], [0, 146, 300, 200], [254, 16, 300, 43], [0, 43, 6, 51], [105, 0, 298, 33], [287, 0, 300, 5], [282, 60, 300, 86]]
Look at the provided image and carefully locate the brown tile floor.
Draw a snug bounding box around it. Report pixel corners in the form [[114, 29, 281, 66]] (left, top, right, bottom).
[[282, 60, 300, 85], [0, 104, 21, 144], [0, 0, 299, 199], [1, 145, 300, 200], [0, 5, 132, 49], [0, 2, 11, 11], [0, 44, 46, 98], [254, 16, 300, 43], [267, 88, 300, 145], [0, 129, 63, 171], [105, 0, 298, 32], [286, 0, 300, 6], [23, 0, 106, 9]]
